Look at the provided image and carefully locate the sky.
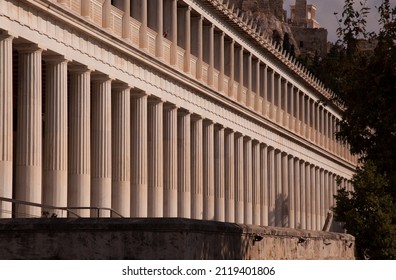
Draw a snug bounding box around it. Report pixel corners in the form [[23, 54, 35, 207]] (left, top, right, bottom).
[[283, 0, 384, 42]]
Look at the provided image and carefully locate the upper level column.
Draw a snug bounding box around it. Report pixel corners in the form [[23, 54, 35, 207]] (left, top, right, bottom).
[[156, 0, 164, 58], [15, 44, 43, 217], [68, 65, 91, 217], [227, 39, 235, 99], [122, 0, 131, 40], [43, 55, 68, 215], [184, 6, 191, 73], [170, 0, 178, 66], [139, 0, 148, 50], [0, 32, 13, 218], [207, 24, 215, 87], [218, 31, 225, 93], [91, 74, 112, 217]]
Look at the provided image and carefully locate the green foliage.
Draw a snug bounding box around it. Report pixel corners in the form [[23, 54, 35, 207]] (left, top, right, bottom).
[[327, 0, 396, 259], [334, 162, 396, 259]]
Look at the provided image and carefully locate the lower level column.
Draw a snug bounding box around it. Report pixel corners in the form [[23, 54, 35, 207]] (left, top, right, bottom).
[[91, 75, 112, 217], [111, 84, 131, 217], [131, 92, 148, 217], [43, 56, 68, 216], [234, 133, 244, 224], [190, 114, 203, 220], [243, 137, 252, 224], [252, 140, 261, 225], [224, 129, 235, 222], [163, 104, 178, 217], [177, 109, 191, 218], [15, 45, 43, 217], [0, 33, 13, 217], [214, 124, 225, 222], [148, 98, 163, 217], [203, 119, 215, 220], [260, 144, 268, 226], [68, 66, 91, 217]]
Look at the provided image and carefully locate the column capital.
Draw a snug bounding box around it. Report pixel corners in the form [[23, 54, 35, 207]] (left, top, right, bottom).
[[112, 81, 131, 91], [131, 88, 147, 98], [163, 102, 178, 110], [91, 73, 113, 82], [147, 95, 163, 104], [0, 30, 15, 40], [68, 64, 92, 73], [43, 54, 69, 64], [191, 113, 202, 121], [177, 108, 190, 116], [15, 43, 44, 53]]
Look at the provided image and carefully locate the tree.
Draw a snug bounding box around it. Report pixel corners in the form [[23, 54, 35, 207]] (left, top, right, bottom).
[[327, 0, 396, 259]]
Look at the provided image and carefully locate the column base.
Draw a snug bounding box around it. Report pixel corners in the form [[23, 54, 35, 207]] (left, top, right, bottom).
[[112, 180, 130, 217], [68, 174, 90, 217], [91, 177, 111, 217], [15, 165, 42, 218], [0, 161, 12, 218]]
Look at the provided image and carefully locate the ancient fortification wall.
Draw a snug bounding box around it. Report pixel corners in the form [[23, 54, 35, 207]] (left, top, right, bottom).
[[0, 219, 355, 260]]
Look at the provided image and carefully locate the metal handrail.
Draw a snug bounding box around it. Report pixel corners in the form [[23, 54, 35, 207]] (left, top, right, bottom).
[[0, 197, 124, 218]]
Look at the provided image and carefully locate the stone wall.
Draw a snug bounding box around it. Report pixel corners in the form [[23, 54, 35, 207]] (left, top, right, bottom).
[[291, 27, 328, 57], [0, 218, 355, 260]]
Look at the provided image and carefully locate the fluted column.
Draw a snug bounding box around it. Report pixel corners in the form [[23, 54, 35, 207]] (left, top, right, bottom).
[[313, 166, 319, 230], [190, 115, 203, 220], [260, 144, 268, 226], [234, 132, 244, 223], [294, 158, 301, 228], [68, 66, 91, 217], [243, 137, 252, 224], [203, 119, 215, 220], [319, 169, 327, 230], [214, 124, 225, 222], [288, 155, 295, 228], [163, 103, 178, 217], [170, 0, 178, 66], [111, 84, 131, 217], [208, 24, 214, 87], [148, 98, 163, 217], [305, 163, 311, 230], [218, 31, 225, 93], [196, 15, 203, 80], [0, 33, 13, 217], [224, 129, 235, 222], [184, 6, 191, 73], [275, 150, 282, 227], [252, 141, 260, 225], [43, 56, 68, 215], [268, 147, 275, 226], [281, 152, 289, 227], [317, 167, 323, 229], [300, 161, 306, 229], [16, 45, 43, 217], [131, 92, 148, 217], [309, 164, 316, 230], [289, 85, 294, 130], [91, 75, 112, 217], [246, 53, 252, 108], [228, 39, 235, 98], [177, 109, 191, 218], [139, 0, 148, 50]]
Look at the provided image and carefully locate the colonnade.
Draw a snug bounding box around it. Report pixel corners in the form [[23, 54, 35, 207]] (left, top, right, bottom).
[[0, 0, 355, 231]]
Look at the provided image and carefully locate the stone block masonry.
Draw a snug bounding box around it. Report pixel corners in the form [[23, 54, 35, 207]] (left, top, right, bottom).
[[0, 218, 355, 259]]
